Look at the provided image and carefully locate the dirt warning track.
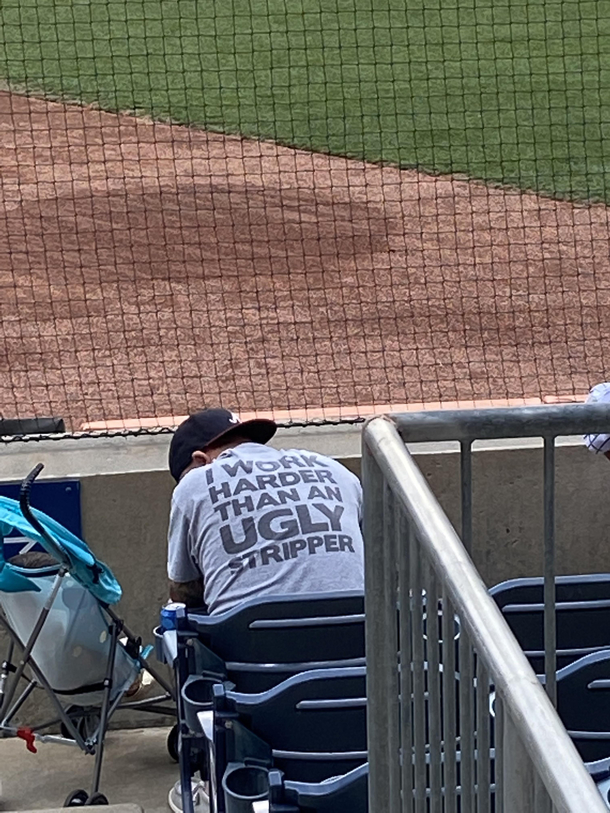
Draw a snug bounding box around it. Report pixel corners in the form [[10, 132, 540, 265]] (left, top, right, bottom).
[[1, 91, 609, 429]]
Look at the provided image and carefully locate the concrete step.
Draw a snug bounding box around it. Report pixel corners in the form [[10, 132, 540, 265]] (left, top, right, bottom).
[[17, 807, 142, 813]]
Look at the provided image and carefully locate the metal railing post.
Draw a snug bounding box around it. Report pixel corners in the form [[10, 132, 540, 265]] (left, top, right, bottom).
[[460, 440, 473, 554], [362, 429, 393, 813], [363, 414, 608, 813], [502, 713, 535, 813], [382, 482, 400, 813], [398, 509, 415, 811], [543, 436, 557, 706]]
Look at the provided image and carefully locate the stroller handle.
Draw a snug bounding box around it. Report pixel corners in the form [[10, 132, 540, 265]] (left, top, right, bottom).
[[20, 464, 44, 503], [19, 463, 45, 523], [18, 464, 69, 567], [18, 463, 106, 584]]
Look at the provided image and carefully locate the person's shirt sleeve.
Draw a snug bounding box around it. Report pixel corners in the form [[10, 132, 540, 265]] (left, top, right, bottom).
[[351, 470, 363, 525], [584, 383, 610, 454], [326, 456, 363, 524], [167, 496, 201, 583]]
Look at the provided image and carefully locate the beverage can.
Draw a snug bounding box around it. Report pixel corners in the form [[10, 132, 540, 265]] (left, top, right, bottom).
[[160, 601, 186, 630]]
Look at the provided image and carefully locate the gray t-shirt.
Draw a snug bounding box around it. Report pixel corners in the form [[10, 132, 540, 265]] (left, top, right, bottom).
[[167, 442, 364, 614]]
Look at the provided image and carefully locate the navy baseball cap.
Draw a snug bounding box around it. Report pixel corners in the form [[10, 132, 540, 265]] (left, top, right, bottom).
[[169, 408, 277, 483]]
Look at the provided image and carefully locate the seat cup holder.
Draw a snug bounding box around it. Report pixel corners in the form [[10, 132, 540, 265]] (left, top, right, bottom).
[[222, 762, 269, 813], [181, 675, 220, 732]]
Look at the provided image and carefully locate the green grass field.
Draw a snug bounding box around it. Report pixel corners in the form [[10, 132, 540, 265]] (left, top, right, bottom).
[[1, 0, 609, 201]]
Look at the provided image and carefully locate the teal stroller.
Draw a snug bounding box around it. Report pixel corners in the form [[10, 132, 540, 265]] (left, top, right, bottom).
[[0, 464, 176, 806]]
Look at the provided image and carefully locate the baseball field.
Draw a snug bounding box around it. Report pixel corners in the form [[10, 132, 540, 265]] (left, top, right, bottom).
[[0, 0, 609, 427], [2, 0, 609, 199]]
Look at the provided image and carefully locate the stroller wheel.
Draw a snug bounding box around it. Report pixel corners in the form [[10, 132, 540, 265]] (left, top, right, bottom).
[[167, 723, 179, 762], [64, 788, 89, 807], [85, 792, 109, 806]]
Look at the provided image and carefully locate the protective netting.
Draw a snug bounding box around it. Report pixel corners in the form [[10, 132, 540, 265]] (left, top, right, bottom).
[[1, 0, 609, 433]]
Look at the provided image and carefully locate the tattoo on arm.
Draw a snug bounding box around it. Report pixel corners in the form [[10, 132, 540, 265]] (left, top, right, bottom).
[[169, 578, 204, 608]]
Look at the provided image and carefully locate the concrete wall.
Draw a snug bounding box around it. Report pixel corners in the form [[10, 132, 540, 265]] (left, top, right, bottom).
[[0, 425, 363, 638], [2, 426, 610, 630], [2, 423, 610, 725], [419, 440, 610, 585]]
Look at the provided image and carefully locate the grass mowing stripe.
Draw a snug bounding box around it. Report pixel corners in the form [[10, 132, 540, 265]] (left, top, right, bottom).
[[1, 0, 609, 201]]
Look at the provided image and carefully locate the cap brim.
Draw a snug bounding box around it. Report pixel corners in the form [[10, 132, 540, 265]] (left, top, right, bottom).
[[205, 418, 277, 450]]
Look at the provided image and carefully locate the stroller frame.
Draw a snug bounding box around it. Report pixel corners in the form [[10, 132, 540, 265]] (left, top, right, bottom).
[[0, 464, 176, 806]]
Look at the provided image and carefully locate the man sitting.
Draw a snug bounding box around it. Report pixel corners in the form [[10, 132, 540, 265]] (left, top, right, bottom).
[[165, 408, 365, 811], [167, 408, 364, 613]]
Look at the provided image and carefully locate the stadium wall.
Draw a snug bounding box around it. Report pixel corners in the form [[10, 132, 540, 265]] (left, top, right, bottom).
[[2, 425, 610, 726], [1, 425, 609, 643]]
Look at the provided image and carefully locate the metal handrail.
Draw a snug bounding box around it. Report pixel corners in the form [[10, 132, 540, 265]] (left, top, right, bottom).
[[392, 400, 610, 704], [364, 415, 607, 813], [392, 401, 610, 442]]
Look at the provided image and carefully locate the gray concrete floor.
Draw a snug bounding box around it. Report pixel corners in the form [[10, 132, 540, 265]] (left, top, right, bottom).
[[0, 727, 177, 812]]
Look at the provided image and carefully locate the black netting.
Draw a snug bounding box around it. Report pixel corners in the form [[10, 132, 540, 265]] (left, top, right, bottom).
[[1, 0, 608, 434]]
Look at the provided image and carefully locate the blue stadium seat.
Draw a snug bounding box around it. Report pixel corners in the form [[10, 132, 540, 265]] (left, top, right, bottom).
[[490, 574, 610, 673], [267, 763, 368, 813], [586, 755, 610, 807], [156, 593, 366, 813], [187, 666, 367, 807], [186, 667, 366, 812], [556, 650, 610, 763], [159, 591, 365, 693]]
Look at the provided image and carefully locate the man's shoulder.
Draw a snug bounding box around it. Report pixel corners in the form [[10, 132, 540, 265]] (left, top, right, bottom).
[[274, 447, 337, 467], [172, 467, 211, 504], [278, 448, 361, 483]]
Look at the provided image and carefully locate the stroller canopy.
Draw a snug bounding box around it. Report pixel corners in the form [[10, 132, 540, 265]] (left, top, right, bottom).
[[0, 497, 121, 605]]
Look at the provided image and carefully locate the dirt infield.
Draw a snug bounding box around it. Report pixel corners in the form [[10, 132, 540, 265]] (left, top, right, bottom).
[[1, 90, 609, 429]]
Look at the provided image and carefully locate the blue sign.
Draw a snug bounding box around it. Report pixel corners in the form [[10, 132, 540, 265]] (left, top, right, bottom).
[[0, 480, 81, 559]]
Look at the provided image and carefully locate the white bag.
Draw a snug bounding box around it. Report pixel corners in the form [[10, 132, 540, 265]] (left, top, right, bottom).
[[0, 573, 138, 706]]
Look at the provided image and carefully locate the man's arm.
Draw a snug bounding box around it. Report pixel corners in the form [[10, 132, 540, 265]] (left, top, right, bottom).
[[169, 577, 205, 608], [167, 497, 205, 608]]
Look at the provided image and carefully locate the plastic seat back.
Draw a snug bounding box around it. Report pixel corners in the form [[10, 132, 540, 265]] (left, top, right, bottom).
[[491, 574, 610, 607], [188, 591, 365, 692], [188, 667, 367, 791], [269, 763, 368, 813], [557, 650, 610, 763], [226, 666, 367, 754], [490, 575, 610, 672]]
